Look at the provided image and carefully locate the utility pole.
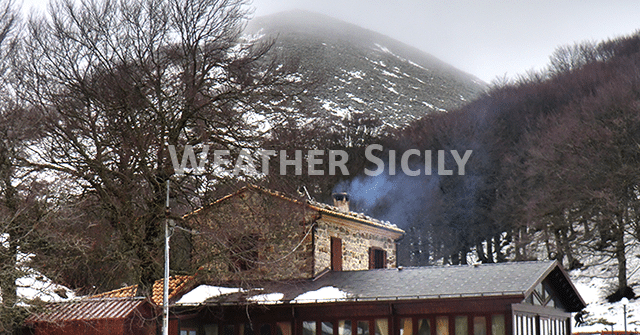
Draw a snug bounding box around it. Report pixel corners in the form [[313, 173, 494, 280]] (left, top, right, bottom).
[[622, 297, 629, 335], [163, 180, 171, 335]]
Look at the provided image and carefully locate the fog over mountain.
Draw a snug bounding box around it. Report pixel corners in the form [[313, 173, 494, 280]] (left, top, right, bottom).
[[246, 10, 487, 128]]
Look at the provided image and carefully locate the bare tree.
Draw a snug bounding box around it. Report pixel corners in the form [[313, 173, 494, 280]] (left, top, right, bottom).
[[12, 0, 301, 293]]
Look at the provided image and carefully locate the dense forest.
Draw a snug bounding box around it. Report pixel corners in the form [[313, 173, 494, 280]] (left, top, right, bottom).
[[1, 0, 640, 332], [364, 34, 640, 303]]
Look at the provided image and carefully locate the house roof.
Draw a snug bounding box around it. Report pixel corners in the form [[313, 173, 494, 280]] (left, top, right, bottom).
[[185, 184, 405, 235], [24, 297, 148, 323], [176, 261, 585, 312], [89, 275, 194, 305]]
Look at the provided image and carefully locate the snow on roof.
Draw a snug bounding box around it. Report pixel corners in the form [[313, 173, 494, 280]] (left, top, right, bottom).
[[247, 292, 285, 304], [292, 286, 348, 303], [175, 285, 243, 305]]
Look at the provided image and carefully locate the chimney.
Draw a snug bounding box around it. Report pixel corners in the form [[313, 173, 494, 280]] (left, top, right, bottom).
[[332, 192, 350, 212]]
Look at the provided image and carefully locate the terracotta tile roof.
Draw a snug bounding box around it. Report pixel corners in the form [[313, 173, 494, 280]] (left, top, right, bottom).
[[88, 275, 195, 305], [185, 184, 405, 235], [151, 275, 194, 305], [89, 285, 138, 299]]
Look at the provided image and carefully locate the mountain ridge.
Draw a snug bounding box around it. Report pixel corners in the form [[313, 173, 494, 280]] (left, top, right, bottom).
[[246, 10, 487, 128]]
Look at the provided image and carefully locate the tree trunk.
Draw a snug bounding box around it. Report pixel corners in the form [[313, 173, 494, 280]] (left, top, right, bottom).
[[614, 224, 627, 294]]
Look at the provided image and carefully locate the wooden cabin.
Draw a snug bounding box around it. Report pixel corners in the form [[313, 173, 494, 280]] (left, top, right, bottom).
[[170, 261, 585, 335], [23, 297, 156, 335]]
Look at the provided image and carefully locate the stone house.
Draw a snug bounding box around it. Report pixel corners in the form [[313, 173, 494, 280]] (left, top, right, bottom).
[[183, 184, 405, 282]]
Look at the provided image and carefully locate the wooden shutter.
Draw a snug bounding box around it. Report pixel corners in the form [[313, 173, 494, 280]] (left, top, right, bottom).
[[369, 248, 387, 269], [369, 247, 375, 269], [331, 237, 342, 271], [382, 249, 387, 268]]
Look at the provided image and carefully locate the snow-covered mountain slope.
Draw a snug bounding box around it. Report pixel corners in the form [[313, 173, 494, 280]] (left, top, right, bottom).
[[246, 10, 487, 128]]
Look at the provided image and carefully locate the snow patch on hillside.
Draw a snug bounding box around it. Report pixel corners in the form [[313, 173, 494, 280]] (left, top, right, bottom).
[[571, 242, 640, 333]]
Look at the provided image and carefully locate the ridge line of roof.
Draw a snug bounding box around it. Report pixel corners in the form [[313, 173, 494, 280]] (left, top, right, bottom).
[[331, 260, 556, 272], [183, 184, 404, 233]]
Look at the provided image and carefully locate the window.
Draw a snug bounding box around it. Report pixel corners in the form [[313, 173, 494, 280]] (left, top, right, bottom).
[[182, 330, 197, 335], [276, 322, 292, 335], [455, 316, 467, 335], [473, 317, 486, 335], [240, 324, 254, 335], [331, 237, 343, 271], [491, 315, 505, 335], [436, 316, 449, 335], [322, 322, 334, 335], [418, 319, 431, 335], [205, 325, 219, 335], [339, 320, 352, 335], [369, 248, 386, 269], [358, 321, 370, 335], [400, 318, 413, 335], [374, 319, 388, 335], [303, 321, 317, 335]]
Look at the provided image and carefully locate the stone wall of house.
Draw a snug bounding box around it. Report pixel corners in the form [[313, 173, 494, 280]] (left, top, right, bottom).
[[313, 217, 397, 275], [188, 188, 317, 282]]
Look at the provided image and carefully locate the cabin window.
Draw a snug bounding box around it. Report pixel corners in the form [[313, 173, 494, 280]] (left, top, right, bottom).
[[358, 321, 370, 335], [204, 325, 219, 335], [436, 317, 449, 335], [240, 324, 254, 335], [369, 248, 387, 269], [417, 319, 431, 335], [276, 322, 291, 335], [303, 322, 317, 335], [455, 316, 468, 335], [473, 317, 486, 335], [181, 330, 197, 335], [400, 318, 413, 335], [331, 237, 343, 271], [322, 322, 334, 335], [491, 315, 505, 335], [375, 319, 389, 335], [222, 325, 235, 335], [339, 320, 353, 335]]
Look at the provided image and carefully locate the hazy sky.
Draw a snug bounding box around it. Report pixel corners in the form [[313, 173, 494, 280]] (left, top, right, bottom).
[[20, 0, 640, 83], [250, 0, 640, 83]]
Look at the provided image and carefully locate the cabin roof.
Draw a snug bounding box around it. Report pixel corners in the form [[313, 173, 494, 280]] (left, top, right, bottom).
[[24, 297, 148, 323], [176, 260, 585, 312], [88, 275, 194, 305]]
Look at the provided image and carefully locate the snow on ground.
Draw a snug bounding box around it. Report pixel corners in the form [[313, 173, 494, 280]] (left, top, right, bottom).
[[15, 270, 75, 304], [0, 234, 76, 305], [570, 242, 640, 333]]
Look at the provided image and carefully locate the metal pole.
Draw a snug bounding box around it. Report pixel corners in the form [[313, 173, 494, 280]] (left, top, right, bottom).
[[163, 180, 170, 335], [624, 304, 627, 335]]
